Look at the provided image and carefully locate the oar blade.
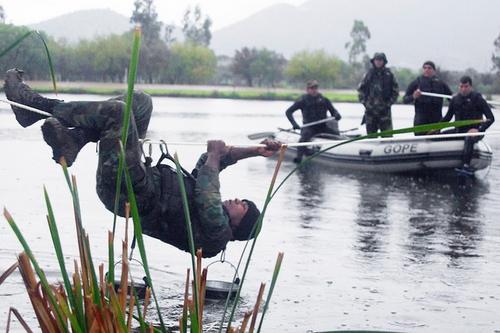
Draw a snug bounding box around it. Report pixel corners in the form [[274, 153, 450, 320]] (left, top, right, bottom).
[[247, 131, 275, 140]]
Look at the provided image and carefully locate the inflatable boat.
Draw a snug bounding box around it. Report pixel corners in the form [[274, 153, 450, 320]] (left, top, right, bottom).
[[272, 130, 493, 173]]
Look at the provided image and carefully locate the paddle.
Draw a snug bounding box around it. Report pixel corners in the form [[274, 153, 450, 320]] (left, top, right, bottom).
[[420, 91, 500, 107], [247, 117, 350, 140]]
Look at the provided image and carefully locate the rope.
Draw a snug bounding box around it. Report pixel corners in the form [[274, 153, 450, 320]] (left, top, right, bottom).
[[139, 131, 500, 148], [0, 99, 52, 117], [3, 97, 499, 147], [420, 91, 500, 106]]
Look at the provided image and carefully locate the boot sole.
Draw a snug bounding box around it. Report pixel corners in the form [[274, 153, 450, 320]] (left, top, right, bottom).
[[41, 119, 76, 167]]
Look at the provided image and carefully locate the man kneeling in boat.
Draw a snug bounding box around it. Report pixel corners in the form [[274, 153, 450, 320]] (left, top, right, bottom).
[[4, 68, 281, 258], [285, 79, 342, 163], [440, 75, 495, 174]]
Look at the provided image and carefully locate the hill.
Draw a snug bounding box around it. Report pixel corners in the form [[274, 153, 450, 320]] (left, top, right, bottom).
[[29, 9, 132, 43], [211, 0, 500, 70]]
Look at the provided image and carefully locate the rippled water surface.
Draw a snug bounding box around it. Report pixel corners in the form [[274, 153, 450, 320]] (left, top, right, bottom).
[[1, 95, 499, 332]]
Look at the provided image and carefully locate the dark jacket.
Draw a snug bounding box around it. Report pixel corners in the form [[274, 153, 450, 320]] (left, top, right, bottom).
[[357, 67, 399, 110], [441, 91, 495, 133], [285, 93, 341, 128], [403, 75, 452, 114], [141, 153, 236, 258]]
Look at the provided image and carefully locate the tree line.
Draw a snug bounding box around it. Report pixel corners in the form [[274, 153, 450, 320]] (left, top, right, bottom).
[[1, 1, 500, 94]]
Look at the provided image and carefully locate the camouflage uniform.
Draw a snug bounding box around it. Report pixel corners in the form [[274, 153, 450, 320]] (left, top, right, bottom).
[[357, 53, 399, 135], [51, 92, 234, 257]]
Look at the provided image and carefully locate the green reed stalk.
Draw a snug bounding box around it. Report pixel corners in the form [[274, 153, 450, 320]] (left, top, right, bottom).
[[0, 31, 31, 58], [0, 30, 58, 93], [256, 252, 284, 333], [71, 176, 103, 309], [3, 208, 75, 333], [33, 31, 58, 94], [222, 147, 287, 332], [108, 231, 115, 298], [109, 25, 167, 332], [110, 25, 141, 291], [120, 145, 168, 332], [173, 153, 200, 333], [43, 186, 86, 330], [111, 25, 141, 238]]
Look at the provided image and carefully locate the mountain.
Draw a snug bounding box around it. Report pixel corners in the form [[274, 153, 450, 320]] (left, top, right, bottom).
[[211, 0, 500, 71], [29, 9, 132, 43]]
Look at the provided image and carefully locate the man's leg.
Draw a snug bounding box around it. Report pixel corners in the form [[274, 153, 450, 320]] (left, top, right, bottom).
[[51, 100, 156, 216], [108, 91, 153, 139], [462, 136, 482, 167], [364, 113, 378, 134], [4, 68, 62, 127], [414, 112, 427, 136], [295, 127, 315, 163], [379, 109, 393, 137], [325, 119, 340, 135], [41, 92, 153, 167]]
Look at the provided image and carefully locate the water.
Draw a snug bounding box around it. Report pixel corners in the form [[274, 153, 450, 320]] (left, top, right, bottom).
[[1, 95, 499, 332]]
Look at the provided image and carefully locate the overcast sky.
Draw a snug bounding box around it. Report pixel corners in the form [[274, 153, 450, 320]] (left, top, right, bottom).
[[1, 0, 307, 30]]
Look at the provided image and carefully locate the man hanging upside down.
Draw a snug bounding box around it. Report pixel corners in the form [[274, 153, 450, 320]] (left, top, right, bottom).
[[4, 68, 281, 258]]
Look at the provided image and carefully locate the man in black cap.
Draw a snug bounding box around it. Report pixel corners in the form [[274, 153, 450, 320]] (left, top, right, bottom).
[[440, 75, 495, 174], [357, 52, 399, 135], [4, 68, 281, 257], [285, 79, 342, 163], [403, 61, 452, 134]]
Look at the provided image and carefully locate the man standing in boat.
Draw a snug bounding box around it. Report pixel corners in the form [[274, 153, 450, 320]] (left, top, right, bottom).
[[357, 52, 399, 135], [285, 79, 342, 163], [4, 68, 281, 258], [440, 76, 495, 174], [403, 61, 452, 134]]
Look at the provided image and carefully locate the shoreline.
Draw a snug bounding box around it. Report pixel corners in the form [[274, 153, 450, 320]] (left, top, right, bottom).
[[31, 81, 360, 103]]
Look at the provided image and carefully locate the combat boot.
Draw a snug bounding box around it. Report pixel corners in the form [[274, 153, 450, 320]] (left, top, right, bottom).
[[4, 68, 62, 127], [41, 118, 97, 167]]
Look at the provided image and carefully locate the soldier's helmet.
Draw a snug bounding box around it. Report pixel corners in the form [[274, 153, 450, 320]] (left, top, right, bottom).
[[370, 52, 388, 65]]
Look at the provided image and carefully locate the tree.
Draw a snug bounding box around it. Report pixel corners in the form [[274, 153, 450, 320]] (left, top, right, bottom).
[[163, 42, 216, 84], [250, 49, 286, 87], [182, 5, 212, 46], [231, 47, 258, 86], [230, 47, 286, 87], [492, 33, 500, 73], [285, 50, 341, 88], [130, 0, 163, 42], [0, 5, 5, 23], [164, 24, 176, 46], [345, 20, 371, 66], [130, 0, 169, 83], [393, 67, 417, 91], [0, 24, 56, 80]]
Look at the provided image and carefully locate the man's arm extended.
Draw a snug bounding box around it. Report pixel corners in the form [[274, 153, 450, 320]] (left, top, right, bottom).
[[194, 140, 233, 257], [478, 95, 495, 132], [193, 139, 280, 257], [285, 100, 303, 129], [325, 98, 342, 120], [403, 78, 419, 104]]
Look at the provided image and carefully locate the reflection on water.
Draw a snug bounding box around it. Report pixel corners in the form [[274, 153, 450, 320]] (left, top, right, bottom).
[[291, 164, 489, 266], [355, 179, 390, 256], [296, 164, 325, 227]]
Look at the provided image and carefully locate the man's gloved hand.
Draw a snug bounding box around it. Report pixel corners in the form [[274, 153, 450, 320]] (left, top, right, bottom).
[[257, 139, 282, 157], [207, 140, 227, 158], [292, 124, 301, 130], [335, 114, 342, 121]]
